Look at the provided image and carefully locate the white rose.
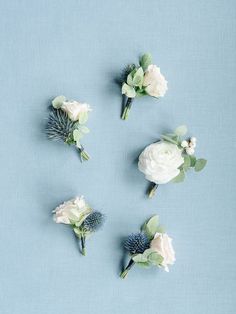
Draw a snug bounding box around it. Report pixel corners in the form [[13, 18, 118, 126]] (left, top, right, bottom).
[[143, 64, 168, 98], [150, 233, 176, 272], [61, 101, 91, 122], [53, 196, 91, 225], [138, 142, 184, 184]]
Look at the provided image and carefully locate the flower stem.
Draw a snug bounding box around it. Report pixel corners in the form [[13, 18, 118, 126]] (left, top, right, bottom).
[[121, 98, 133, 120], [120, 259, 135, 279], [148, 183, 158, 198], [78, 146, 90, 162], [81, 235, 86, 256]]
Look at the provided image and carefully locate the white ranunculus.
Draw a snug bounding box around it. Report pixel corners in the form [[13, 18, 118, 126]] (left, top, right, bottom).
[[53, 196, 91, 225], [143, 64, 168, 98], [61, 101, 91, 122], [151, 233, 176, 272], [138, 142, 184, 184]]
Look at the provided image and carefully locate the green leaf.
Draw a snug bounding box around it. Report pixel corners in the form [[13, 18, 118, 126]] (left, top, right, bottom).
[[142, 215, 159, 238], [127, 73, 134, 86], [195, 159, 207, 172], [52, 95, 66, 109], [79, 126, 90, 134], [147, 252, 164, 266], [172, 170, 185, 183], [190, 155, 197, 167], [136, 261, 151, 268], [73, 129, 83, 142], [121, 83, 136, 98], [139, 53, 152, 71], [79, 112, 88, 124], [132, 254, 148, 263], [161, 135, 179, 145], [174, 125, 188, 136], [183, 155, 191, 171], [132, 67, 144, 88], [156, 225, 165, 233]]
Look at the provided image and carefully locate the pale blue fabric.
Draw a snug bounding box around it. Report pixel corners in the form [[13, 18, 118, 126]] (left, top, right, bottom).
[[0, 1, 235, 313]]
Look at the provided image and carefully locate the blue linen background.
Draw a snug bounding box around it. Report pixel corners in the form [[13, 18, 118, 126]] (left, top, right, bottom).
[[0, 0, 235, 313]]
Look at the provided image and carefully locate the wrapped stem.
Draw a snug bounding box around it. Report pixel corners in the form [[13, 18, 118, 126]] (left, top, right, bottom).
[[120, 259, 135, 279], [81, 235, 86, 256], [148, 183, 158, 198], [78, 146, 90, 162], [121, 98, 133, 120]]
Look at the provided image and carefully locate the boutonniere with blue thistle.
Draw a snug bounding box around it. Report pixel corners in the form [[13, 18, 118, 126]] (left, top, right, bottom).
[[46, 96, 91, 162], [120, 53, 168, 120], [53, 196, 105, 255], [138, 125, 207, 198], [120, 215, 175, 279]]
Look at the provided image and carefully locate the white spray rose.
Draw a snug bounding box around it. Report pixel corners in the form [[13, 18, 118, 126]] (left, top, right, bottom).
[[53, 196, 92, 225], [143, 65, 168, 98], [138, 142, 184, 184], [61, 101, 91, 122], [151, 233, 176, 272]]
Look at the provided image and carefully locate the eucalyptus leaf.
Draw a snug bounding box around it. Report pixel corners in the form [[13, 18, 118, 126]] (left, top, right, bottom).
[[143, 215, 159, 238], [132, 254, 148, 263], [172, 170, 185, 183], [147, 252, 164, 266], [127, 73, 133, 86], [195, 159, 207, 172], [73, 129, 83, 142], [122, 83, 136, 98], [136, 261, 151, 268], [132, 67, 144, 88], [183, 155, 191, 171], [174, 125, 188, 136], [161, 135, 178, 145], [190, 155, 197, 167], [139, 53, 152, 71], [79, 126, 90, 134], [52, 95, 66, 109], [79, 112, 88, 124]]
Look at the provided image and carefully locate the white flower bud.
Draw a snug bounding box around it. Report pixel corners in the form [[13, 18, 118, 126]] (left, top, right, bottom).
[[181, 140, 188, 148], [186, 147, 195, 155], [191, 137, 197, 143]]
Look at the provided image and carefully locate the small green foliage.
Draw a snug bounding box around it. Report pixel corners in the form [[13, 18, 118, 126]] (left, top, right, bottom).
[[79, 112, 88, 124], [172, 169, 185, 183], [52, 95, 66, 109], [132, 67, 144, 88], [122, 83, 136, 98], [195, 159, 207, 172], [79, 126, 90, 134], [132, 253, 148, 263], [190, 155, 197, 167], [183, 155, 191, 171], [174, 125, 188, 136], [161, 134, 179, 145], [139, 53, 152, 71], [73, 129, 83, 142], [142, 215, 160, 239]]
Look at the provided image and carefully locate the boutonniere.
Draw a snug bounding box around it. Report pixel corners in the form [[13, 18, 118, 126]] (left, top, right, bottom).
[[53, 196, 105, 255], [138, 125, 207, 198], [120, 215, 175, 279], [46, 96, 91, 162], [121, 53, 168, 120]]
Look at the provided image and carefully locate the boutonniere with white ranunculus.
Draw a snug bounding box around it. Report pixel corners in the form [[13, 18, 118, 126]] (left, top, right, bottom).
[[53, 196, 105, 255], [138, 125, 207, 198], [120, 215, 175, 279], [46, 96, 91, 162], [120, 53, 168, 120]]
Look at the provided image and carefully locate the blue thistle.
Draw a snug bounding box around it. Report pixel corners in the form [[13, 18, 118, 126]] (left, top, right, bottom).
[[46, 108, 75, 142], [124, 232, 150, 254], [82, 211, 105, 233]]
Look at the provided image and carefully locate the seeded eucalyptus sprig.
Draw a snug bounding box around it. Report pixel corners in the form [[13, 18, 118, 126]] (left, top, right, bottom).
[[120, 53, 168, 120], [120, 215, 175, 279], [46, 96, 91, 162]]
